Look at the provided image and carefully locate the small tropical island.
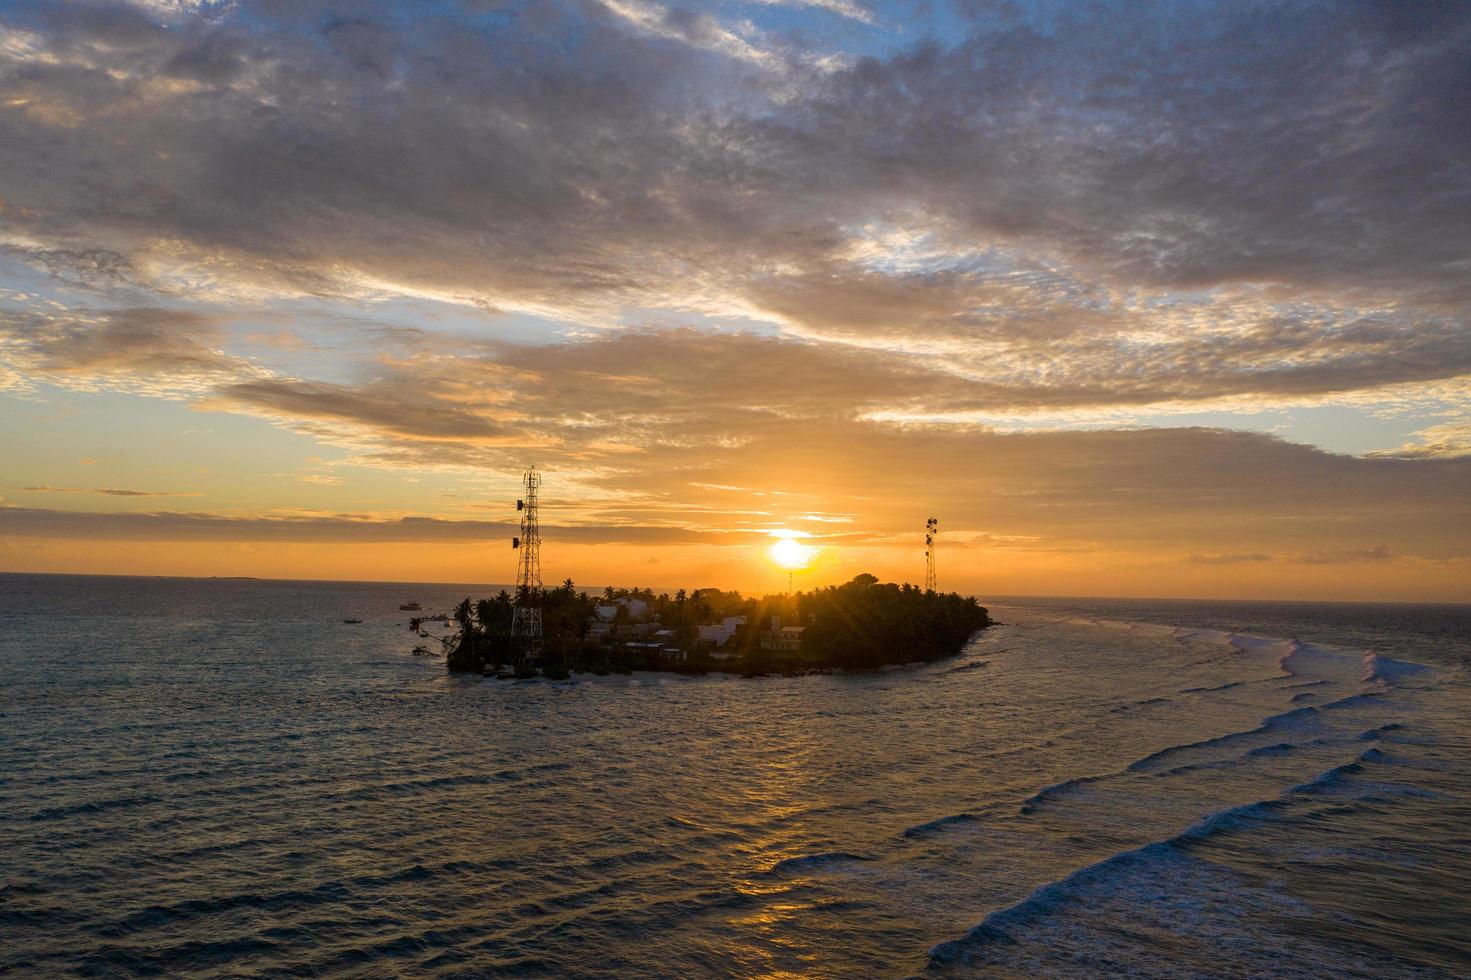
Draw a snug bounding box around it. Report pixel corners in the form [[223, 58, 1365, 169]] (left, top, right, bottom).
[[439, 573, 991, 679]]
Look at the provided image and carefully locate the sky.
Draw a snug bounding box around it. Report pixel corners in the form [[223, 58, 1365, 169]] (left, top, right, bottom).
[[0, 0, 1468, 601]]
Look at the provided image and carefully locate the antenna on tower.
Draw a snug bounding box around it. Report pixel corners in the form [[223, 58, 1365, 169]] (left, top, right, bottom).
[[924, 517, 938, 592], [511, 466, 543, 665]]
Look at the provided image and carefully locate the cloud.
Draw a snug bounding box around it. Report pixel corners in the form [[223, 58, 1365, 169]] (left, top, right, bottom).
[[755, 0, 873, 24], [1187, 546, 1397, 566], [1368, 421, 1471, 460], [0, 0, 1465, 417], [19, 486, 203, 497], [1290, 545, 1392, 565], [212, 376, 517, 442], [1186, 553, 1272, 565], [0, 307, 248, 393]]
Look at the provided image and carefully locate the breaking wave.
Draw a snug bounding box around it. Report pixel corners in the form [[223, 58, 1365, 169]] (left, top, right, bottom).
[[930, 749, 1394, 968]]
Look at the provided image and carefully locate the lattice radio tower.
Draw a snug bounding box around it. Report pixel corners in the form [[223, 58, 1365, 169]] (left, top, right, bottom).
[[924, 517, 938, 592], [511, 466, 543, 662]]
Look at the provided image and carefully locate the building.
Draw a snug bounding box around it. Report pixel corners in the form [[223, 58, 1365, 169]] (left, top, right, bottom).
[[759, 615, 805, 651], [696, 615, 746, 648], [595, 596, 650, 622]]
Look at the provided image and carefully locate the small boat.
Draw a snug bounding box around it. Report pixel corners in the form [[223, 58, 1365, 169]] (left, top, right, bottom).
[[343, 618, 363, 624], [399, 601, 422, 611]]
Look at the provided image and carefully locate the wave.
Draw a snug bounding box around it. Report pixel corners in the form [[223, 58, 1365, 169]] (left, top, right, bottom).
[[1125, 706, 1319, 774], [1019, 773, 1111, 814], [1179, 679, 1246, 693], [1146, 738, 1335, 782], [767, 851, 873, 875], [1228, 633, 1288, 653], [1018, 704, 1330, 815], [89, 857, 522, 940], [1318, 691, 1384, 711], [930, 748, 1391, 968], [1357, 723, 1403, 740], [1106, 695, 1174, 715], [28, 794, 164, 822], [1275, 639, 1312, 676], [91, 881, 356, 939], [944, 660, 990, 675], [1362, 650, 1431, 685], [902, 812, 980, 838]]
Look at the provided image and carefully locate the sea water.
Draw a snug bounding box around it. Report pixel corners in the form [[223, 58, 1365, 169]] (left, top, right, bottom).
[[1, 574, 1467, 976]]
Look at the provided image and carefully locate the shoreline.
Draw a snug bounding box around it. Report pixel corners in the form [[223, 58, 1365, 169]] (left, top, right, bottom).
[[461, 658, 958, 684]]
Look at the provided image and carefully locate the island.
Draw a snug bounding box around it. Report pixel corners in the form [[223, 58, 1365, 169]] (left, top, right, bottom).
[[441, 573, 991, 678]]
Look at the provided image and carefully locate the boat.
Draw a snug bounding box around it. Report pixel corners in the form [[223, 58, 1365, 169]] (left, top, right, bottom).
[[343, 618, 363, 624], [399, 601, 422, 611]]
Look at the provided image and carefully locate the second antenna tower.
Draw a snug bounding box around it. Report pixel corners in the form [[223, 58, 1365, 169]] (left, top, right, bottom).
[[924, 517, 938, 592]]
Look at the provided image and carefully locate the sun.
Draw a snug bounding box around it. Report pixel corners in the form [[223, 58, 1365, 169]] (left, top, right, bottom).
[[769, 536, 817, 571]]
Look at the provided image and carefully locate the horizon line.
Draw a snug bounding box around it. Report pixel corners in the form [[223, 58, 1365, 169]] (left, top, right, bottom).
[[1, 569, 1465, 607]]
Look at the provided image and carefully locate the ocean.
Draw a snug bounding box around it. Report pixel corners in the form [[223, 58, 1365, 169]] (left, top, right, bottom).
[[1, 574, 1467, 977]]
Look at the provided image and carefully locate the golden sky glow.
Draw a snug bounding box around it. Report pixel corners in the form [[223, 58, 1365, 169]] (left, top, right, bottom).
[[0, 2, 1469, 601]]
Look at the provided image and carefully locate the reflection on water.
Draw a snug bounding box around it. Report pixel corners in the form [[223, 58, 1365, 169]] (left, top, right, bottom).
[[1, 575, 1467, 976]]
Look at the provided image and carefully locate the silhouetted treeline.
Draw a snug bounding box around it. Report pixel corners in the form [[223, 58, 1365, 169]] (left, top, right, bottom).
[[796, 574, 991, 669]]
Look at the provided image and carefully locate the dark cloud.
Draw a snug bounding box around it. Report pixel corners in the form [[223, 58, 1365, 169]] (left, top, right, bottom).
[[216, 377, 516, 442], [0, 505, 769, 545], [1, 244, 138, 288]]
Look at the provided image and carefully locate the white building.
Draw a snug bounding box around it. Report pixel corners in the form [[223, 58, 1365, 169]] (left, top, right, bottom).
[[696, 615, 747, 647], [596, 596, 650, 622]]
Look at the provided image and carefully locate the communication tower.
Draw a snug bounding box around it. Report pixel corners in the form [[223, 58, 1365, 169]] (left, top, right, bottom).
[[511, 466, 543, 662], [924, 517, 938, 592]]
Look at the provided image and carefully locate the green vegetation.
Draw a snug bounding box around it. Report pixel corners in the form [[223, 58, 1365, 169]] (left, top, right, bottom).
[[440, 574, 990, 677], [798, 574, 992, 669]]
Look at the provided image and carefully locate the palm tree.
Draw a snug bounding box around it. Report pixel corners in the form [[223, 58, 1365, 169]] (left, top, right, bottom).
[[453, 597, 475, 634]]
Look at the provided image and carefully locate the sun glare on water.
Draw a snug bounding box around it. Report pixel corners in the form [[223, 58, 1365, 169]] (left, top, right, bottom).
[[768, 535, 817, 570]]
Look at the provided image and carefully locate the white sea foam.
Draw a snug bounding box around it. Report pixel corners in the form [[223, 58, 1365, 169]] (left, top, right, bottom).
[[1362, 650, 1431, 684]]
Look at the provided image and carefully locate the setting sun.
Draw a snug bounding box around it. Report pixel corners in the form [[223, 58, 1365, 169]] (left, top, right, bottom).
[[768, 536, 818, 571]]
